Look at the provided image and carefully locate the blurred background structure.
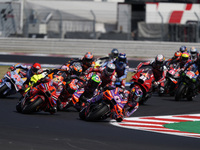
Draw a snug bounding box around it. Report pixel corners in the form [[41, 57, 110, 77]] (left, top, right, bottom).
[[1, 0, 200, 42]]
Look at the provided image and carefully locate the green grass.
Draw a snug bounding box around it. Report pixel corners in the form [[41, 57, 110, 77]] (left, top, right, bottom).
[[0, 66, 10, 78]]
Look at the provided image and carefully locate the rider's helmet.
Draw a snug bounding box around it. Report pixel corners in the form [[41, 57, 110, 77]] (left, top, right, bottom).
[[87, 74, 101, 91], [110, 48, 119, 59], [173, 51, 182, 60], [103, 62, 116, 76], [190, 47, 198, 61], [115, 53, 127, 71], [71, 63, 83, 76], [82, 52, 94, 67], [31, 63, 42, 75], [154, 54, 165, 69], [129, 87, 143, 102], [118, 53, 127, 63], [179, 46, 187, 53], [52, 74, 64, 87], [180, 52, 190, 64]]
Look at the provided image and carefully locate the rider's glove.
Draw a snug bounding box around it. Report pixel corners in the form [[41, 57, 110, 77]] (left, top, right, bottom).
[[154, 81, 159, 87]]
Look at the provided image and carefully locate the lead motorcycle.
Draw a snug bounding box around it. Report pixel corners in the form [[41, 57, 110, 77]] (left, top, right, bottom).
[[129, 67, 154, 104], [16, 75, 63, 114], [175, 64, 199, 101], [79, 88, 136, 122], [0, 68, 27, 97]]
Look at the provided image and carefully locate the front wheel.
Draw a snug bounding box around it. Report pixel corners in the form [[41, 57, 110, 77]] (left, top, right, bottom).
[[85, 103, 110, 121], [175, 83, 187, 101], [0, 84, 9, 97], [22, 98, 43, 114]]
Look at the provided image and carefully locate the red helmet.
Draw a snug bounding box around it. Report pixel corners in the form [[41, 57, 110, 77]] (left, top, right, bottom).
[[31, 63, 42, 74], [174, 51, 182, 58]]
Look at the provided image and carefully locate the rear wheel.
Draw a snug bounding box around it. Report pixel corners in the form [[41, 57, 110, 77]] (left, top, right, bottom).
[[22, 98, 43, 114], [85, 103, 110, 121]]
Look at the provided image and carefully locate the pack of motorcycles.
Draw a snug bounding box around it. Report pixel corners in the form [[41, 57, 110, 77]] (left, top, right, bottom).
[[0, 57, 199, 122]]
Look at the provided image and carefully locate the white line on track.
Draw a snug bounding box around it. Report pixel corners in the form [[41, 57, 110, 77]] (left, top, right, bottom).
[[110, 114, 200, 139]]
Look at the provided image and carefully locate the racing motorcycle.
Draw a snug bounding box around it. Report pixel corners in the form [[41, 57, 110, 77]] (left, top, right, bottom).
[[175, 65, 199, 101], [79, 88, 128, 122], [129, 68, 154, 104], [0, 69, 27, 97], [16, 76, 63, 114], [71, 86, 100, 111], [57, 75, 87, 110], [163, 64, 181, 96]]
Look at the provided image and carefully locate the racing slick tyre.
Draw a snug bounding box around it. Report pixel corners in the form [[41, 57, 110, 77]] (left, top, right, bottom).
[[0, 84, 9, 97], [22, 98, 43, 114], [16, 96, 24, 113], [79, 107, 86, 120], [85, 103, 110, 121], [175, 84, 187, 101]]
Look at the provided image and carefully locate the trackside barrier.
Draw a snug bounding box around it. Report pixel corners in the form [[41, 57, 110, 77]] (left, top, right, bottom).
[[0, 38, 200, 58]]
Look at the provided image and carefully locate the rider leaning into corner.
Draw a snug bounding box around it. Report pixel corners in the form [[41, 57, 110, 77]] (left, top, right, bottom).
[[135, 54, 167, 95], [97, 48, 119, 67], [89, 87, 139, 122], [181, 47, 200, 93], [84, 62, 117, 91], [60, 52, 95, 73], [26, 73, 66, 113], [9, 63, 45, 90], [165, 51, 182, 68]]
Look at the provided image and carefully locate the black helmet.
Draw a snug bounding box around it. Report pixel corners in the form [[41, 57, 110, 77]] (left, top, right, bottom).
[[110, 48, 119, 59], [104, 62, 116, 76]]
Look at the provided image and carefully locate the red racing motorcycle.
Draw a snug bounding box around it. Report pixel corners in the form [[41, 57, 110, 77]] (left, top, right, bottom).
[[130, 68, 154, 104], [16, 76, 63, 114]]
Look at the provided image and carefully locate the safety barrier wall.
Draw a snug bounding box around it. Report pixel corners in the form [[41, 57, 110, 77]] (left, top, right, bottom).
[[0, 38, 200, 58]]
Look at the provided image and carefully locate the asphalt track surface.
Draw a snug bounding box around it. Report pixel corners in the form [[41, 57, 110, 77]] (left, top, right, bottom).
[[0, 55, 200, 150]]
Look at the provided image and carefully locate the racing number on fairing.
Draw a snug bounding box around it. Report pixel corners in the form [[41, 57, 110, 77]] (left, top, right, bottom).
[[13, 74, 21, 82], [50, 89, 55, 93]]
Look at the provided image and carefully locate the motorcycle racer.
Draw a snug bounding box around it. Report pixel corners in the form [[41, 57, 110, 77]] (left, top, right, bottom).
[[10, 63, 43, 84], [190, 47, 199, 62], [26, 74, 65, 113], [165, 51, 182, 68], [60, 52, 95, 73], [94, 48, 119, 68], [178, 52, 192, 70], [113, 53, 129, 89], [89, 87, 139, 122], [135, 54, 167, 95], [84, 62, 116, 90], [72, 74, 102, 111]]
